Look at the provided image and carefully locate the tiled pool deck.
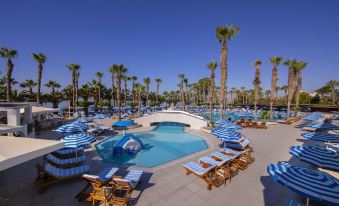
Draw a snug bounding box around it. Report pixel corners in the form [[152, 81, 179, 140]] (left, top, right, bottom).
[[0, 123, 319, 206]]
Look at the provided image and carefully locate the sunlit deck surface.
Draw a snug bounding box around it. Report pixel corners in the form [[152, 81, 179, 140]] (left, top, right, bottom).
[[0, 121, 315, 206]]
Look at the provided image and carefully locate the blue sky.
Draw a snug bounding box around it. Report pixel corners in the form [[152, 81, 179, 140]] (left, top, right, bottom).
[[0, 0, 338, 93]]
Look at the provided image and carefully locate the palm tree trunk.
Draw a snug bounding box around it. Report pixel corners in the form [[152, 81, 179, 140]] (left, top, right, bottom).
[[156, 83, 159, 103], [295, 70, 302, 107], [6, 59, 14, 102], [219, 41, 227, 119], [36, 63, 43, 103], [111, 75, 115, 106], [132, 81, 135, 102], [332, 88, 336, 105], [72, 71, 75, 108], [270, 66, 278, 120], [117, 78, 121, 121], [124, 79, 127, 107]]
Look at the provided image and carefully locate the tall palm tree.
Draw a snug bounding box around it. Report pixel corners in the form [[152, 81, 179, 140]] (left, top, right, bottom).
[[75, 71, 80, 103], [284, 59, 297, 118], [90, 79, 99, 106], [252, 60, 262, 114], [115, 64, 127, 120], [216, 24, 239, 119], [32, 53, 47, 103], [123, 76, 130, 107], [230, 87, 237, 105], [326, 80, 339, 105], [280, 85, 288, 104], [0, 48, 18, 101], [131, 76, 138, 102], [66, 63, 80, 107], [240, 86, 246, 104], [45, 80, 61, 108], [207, 61, 217, 124], [108, 65, 116, 106], [269, 56, 282, 120], [178, 73, 185, 109], [155, 78, 162, 103], [95, 72, 104, 102], [143, 77, 151, 106], [184, 78, 189, 105], [295, 61, 307, 107], [20, 79, 36, 99]]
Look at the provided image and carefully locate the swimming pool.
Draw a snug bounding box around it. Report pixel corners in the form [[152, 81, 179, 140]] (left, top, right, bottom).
[[95, 124, 207, 168]]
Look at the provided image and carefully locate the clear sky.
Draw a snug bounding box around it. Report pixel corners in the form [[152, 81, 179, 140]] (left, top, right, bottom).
[[0, 0, 338, 93]]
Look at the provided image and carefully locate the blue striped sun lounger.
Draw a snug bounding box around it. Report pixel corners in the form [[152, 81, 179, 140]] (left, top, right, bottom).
[[211, 152, 233, 162], [82, 167, 119, 184], [199, 156, 228, 167], [182, 161, 216, 176], [301, 132, 339, 143], [46, 153, 86, 166], [220, 148, 247, 157], [44, 162, 90, 178], [112, 170, 143, 188], [225, 138, 250, 149]]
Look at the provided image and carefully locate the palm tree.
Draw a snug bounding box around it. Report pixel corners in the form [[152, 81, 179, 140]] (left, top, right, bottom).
[[108, 65, 116, 106], [280, 85, 288, 104], [252, 60, 262, 114], [207, 61, 217, 124], [240, 86, 246, 104], [32, 53, 47, 103], [115, 64, 127, 120], [269, 56, 282, 120], [66, 63, 80, 107], [79, 83, 91, 102], [123, 76, 130, 107], [20, 79, 36, 99], [95, 72, 104, 102], [155, 78, 162, 103], [295, 61, 307, 107], [0, 48, 18, 101], [284, 59, 297, 118], [143, 77, 151, 106], [275, 86, 280, 102], [178, 74, 185, 109], [75, 71, 80, 103], [326, 80, 339, 105], [230, 87, 237, 105], [184, 78, 189, 105], [89, 79, 99, 106], [216, 24, 239, 119], [45, 80, 61, 108], [131, 76, 137, 102]]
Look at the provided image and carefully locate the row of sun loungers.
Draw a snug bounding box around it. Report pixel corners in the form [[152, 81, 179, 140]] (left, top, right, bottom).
[[76, 167, 143, 206], [183, 147, 254, 190], [235, 119, 267, 129]]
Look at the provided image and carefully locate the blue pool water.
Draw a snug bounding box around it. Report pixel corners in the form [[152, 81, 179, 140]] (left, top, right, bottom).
[[95, 124, 207, 168]]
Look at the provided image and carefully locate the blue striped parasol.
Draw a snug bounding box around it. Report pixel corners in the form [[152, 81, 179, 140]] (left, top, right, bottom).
[[289, 146, 339, 172], [267, 162, 339, 206], [62, 133, 96, 148], [301, 132, 339, 143], [56, 122, 89, 134]]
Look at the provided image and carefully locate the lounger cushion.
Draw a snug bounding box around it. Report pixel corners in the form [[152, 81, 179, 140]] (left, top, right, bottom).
[[44, 163, 90, 178], [124, 170, 143, 187], [225, 138, 250, 149], [98, 167, 119, 182], [211, 152, 233, 162], [199, 156, 227, 167], [182, 162, 216, 176]]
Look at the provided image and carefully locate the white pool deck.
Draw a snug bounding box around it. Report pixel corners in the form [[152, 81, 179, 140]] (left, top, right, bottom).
[[0, 118, 326, 206]]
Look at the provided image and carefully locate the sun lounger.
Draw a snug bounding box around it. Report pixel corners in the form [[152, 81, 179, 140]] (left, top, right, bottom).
[[34, 162, 90, 192], [182, 161, 218, 190], [52, 147, 84, 158], [75, 167, 119, 201], [225, 138, 253, 151], [212, 151, 247, 170], [199, 156, 233, 184], [221, 148, 255, 164], [108, 170, 143, 206]]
